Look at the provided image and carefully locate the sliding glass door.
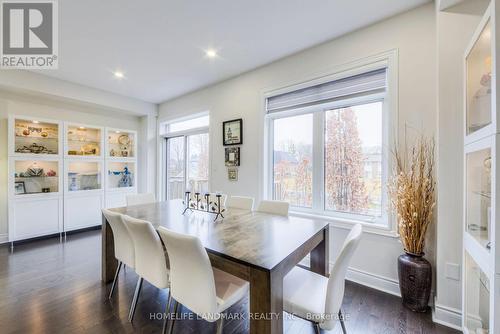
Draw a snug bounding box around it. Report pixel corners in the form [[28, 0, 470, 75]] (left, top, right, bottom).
[[166, 133, 209, 200]]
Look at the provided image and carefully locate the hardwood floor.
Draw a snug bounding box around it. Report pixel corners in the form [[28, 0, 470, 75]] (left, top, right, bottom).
[[0, 230, 460, 334]]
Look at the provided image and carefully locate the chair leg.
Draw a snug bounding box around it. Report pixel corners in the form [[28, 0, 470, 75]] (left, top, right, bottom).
[[167, 300, 179, 334], [313, 323, 322, 334], [338, 309, 347, 334], [108, 261, 122, 300], [216, 314, 225, 334], [162, 292, 172, 334], [128, 277, 143, 322]]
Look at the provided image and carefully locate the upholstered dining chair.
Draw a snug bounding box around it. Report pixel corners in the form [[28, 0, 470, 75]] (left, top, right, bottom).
[[101, 209, 135, 300], [126, 193, 155, 206], [256, 200, 290, 216], [157, 227, 249, 334], [122, 215, 170, 322], [283, 224, 363, 334], [226, 195, 254, 211]]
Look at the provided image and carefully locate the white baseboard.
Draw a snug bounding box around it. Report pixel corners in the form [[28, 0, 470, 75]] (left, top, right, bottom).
[[0, 234, 8, 244], [346, 267, 401, 297], [432, 302, 462, 331]]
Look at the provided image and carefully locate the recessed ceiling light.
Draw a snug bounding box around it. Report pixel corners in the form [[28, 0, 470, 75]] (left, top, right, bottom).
[[205, 49, 217, 58], [79, 126, 85, 130], [114, 71, 124, 79], [32, 120, 39, 124], [115, 131, 120, 134]]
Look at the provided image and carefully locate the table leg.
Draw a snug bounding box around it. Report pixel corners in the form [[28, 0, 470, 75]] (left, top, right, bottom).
[[249, 267, 283, 334], [310, 225, 330, 276], [101, 215, 117, 283]]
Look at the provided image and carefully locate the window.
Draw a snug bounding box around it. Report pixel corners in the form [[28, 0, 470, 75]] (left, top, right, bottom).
[[267, 66, 389, 225], [163, 115, 209, 199]]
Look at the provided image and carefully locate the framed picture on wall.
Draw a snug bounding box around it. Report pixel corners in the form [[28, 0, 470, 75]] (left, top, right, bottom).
[[227, 167, 238, 181], [225, 147, 240, 166], [223, 119, 242, 145]]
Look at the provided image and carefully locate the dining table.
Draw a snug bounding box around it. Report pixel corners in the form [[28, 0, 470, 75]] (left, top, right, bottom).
[[102, 200, 330, 334]]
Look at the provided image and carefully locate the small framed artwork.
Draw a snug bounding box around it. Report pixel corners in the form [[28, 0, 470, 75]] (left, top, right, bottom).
[[14, 181, 26, 195], [227, 167, 238, 181], [225, 147, 240, 166], [223, 118, 243, 146]]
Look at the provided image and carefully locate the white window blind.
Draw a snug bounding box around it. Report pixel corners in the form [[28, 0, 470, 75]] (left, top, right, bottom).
[[266, 68, 387, 113]]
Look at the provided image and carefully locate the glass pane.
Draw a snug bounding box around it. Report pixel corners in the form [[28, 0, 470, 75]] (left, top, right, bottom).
[[108, 130, 135, 158], [466, 148, 491, 249], [167, 137, 185, 200], [14, 160, 59, 194], [466, 20, 492, 134], [14, 119, 58, 154], [325, 102, 382, 217], [107, 162, 134, 188], [187, 133, 209, 194], [169, 115, 209, 133], [465, 252, 490, 332], [68, 162, 101, 191], [273, 114, 313, 207], [67, 126, 101, 156]]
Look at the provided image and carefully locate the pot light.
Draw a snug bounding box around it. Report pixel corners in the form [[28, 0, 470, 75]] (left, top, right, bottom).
[[115, 131, 120, 134], [113, 71, 124, 79], [79, 126, 85, 130], [32, 120, 39, 124], [205, 49, 217, 58]]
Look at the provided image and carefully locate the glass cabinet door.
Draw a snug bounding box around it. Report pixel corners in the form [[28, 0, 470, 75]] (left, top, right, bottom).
[[466, 20, 492, 135], [107, 162, 135, 188], [464, 252, 490, 333], [466, 148, 492, 249], [107, 130, 135, 158], [67, 162, 102, 191], [14, 119, 59, 155], [14, 160, 59, 194], [67, 126, 101, 156]]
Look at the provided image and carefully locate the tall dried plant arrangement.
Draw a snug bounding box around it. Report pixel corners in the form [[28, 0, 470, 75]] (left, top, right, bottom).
[[388, 136, 436, 255]]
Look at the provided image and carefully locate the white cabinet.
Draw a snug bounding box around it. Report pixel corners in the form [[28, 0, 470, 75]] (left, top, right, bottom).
[[462, 3, 500, 333], [64, 192, 104, 232]]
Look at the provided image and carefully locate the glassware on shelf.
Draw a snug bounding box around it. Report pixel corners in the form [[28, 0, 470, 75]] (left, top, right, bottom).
[[466, 149, 491, 249], [67, 162, 101, 191], [464, 252, 490, 333], [107, 162, 134, 188], [466, 20, 492, 135], [14, 160, 59, 194], [67, 126, 101, 156], [14, 119, 59, 154], [108, 131, 135, 158]]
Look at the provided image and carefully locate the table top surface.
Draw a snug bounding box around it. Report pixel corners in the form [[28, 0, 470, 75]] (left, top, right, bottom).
[[110, 200, 329, 270]]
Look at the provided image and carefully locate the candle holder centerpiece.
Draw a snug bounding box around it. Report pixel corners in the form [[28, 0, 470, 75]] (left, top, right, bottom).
[[182, 191, 225, 221]]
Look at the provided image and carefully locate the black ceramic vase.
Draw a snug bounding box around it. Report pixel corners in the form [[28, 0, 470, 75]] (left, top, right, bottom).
[[398, 252, 432, 312]]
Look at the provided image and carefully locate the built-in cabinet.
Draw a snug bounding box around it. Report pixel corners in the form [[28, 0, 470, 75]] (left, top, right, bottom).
[[462, 3, 500, 333], [8, 116, 137, 244]]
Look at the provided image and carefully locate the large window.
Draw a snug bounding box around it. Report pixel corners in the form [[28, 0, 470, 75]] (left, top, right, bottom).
[[164, 115, 209, 200], [267, 66, 388, 225]]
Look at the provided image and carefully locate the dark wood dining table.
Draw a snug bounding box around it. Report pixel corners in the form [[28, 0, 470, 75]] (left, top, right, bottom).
[[102, 200, 330, 334]]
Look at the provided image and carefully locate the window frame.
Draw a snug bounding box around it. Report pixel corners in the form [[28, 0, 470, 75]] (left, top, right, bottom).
[[159, 113, 211, 201], [264, 51, 397, 233]]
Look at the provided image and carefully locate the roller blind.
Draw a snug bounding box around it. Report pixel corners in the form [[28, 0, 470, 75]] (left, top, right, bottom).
[[266, 68, 387, 114]]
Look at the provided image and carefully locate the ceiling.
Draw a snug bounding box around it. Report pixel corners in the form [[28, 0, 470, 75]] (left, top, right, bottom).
[[37, 0, 429, 104]]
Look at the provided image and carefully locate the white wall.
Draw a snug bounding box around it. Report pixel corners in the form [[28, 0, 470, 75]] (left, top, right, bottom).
[[0, 92, 143, 242], [159, 4, 437, 294], [434, 0, 489, 329]]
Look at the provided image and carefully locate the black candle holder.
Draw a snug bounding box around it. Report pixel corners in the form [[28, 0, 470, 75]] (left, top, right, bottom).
[[182, 191, 225, 221]]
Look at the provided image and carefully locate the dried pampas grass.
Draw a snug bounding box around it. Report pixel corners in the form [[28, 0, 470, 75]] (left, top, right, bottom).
[[388, 136, 436, 255]]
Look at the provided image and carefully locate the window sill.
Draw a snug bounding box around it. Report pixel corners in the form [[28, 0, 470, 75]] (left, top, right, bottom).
[[290, 210, 399, 238]]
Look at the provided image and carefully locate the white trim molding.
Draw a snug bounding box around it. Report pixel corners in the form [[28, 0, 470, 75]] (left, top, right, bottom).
[[346, 267, 401, 297], [432, 301, 463, 331]]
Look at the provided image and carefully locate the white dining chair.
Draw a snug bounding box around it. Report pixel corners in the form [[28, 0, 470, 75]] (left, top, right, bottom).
[[256, 200, 290, 216], [101, 209, 135, 300], [126, 193, 155, 206], [122, 215, 170, 322], [226, 195, 254, 211], [283, 224, 362, 334], [157, 227, 249, 334]]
